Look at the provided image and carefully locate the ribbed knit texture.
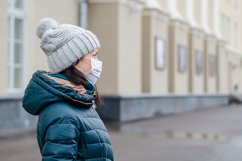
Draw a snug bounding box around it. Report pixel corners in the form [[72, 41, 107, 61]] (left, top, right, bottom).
[[37, 19, 100, 73]]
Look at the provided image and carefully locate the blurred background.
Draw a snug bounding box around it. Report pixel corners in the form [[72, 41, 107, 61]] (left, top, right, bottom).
[[1, 0, 242, 160]]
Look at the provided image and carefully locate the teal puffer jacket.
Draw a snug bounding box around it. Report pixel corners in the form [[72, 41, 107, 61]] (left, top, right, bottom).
[[22, 70, 114, 161]]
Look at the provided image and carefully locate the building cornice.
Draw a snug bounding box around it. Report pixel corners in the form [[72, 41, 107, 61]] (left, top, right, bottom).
[[88, 0, 144, 5], [143, 8, 170, 19], [88, 0, 145, 13]]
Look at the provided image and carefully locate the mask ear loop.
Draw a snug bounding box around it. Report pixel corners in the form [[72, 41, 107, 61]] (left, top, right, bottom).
[[72, 60, 89, 76]]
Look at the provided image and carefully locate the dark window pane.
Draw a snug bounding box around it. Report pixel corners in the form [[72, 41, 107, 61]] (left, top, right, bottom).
[[14, 0, 24, 9], [14, 42, 23, 64], [15, 18, 23, 40], [14, 67, 23, 88]]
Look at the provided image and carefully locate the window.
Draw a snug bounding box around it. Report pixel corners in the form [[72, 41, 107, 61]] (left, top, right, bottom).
[[8, 0, 25, 93]]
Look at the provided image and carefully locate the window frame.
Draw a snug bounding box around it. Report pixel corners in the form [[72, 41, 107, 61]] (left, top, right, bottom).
[[7, 0, 26, 95]]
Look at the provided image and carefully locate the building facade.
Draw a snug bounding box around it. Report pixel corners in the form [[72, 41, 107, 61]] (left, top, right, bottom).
[[0, 0, 242, 128]]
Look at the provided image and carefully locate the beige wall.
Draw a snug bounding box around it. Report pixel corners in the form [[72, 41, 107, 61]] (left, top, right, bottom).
[[230, 64, 242, 93], [23, 0, 79, 87], [142, 9, 169, 94], [0, 0, 8, 96], [24, 0, 38, 87], [227, 50, 242, 93], [236, 65, 242, 93], [226, 48, 242, 94], [217, 41, 229, 94]]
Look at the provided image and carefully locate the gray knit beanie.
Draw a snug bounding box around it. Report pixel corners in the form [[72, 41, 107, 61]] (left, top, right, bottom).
[[36, 18, 101, 73]]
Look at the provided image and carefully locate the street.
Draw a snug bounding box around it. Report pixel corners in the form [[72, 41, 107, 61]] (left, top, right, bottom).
[[1, 105, 242, 161]]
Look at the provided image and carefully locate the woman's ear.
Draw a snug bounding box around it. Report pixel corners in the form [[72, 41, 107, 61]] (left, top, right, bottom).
[[72, 58, 80, 66], [73, 65, 83, 74]]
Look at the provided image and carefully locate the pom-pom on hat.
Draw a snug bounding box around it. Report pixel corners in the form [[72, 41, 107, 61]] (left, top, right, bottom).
[[36, 18, 101, 73]]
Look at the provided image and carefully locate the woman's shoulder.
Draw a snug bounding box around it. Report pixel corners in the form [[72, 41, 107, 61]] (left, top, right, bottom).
[[39, 102, 98, 125], [43, 101, 75, 114], [38, 102, 108, 135], [38, 102, 80, 126]]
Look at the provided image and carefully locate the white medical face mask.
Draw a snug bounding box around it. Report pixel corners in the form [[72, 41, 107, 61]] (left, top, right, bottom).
[[85, 57, 102, 85]]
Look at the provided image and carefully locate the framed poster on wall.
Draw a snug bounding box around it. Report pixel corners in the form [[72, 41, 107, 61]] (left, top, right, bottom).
[[208, 54, 217, 77], [196, 50, 203, 75], [178, 45, 186, 73], [155, 37, 166, 70]]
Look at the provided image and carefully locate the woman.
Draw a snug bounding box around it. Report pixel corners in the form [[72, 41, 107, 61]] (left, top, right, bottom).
[[22, 18, 114, 161]]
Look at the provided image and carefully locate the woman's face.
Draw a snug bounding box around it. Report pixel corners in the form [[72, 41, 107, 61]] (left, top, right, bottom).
[[74, 50, 98, 74]]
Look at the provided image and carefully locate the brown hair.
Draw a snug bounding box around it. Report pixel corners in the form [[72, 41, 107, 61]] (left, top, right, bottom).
[[60, 65, 104, 108]]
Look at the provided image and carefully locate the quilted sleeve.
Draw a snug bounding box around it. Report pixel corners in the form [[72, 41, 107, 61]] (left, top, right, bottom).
[[41, 123, 79, 161]]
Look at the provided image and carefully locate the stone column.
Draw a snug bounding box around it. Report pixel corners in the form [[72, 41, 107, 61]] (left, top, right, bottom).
[[201, 0, 212, 34], [168, 0, 183, 20], [88, 0, 144, 95], [213, 0, 222, 39], [186, 0, 206, 94], [204, 36, 218, 94], [168, 20, 190, 94], [142, 0, 169, 94], [188, 29, 206, 94]]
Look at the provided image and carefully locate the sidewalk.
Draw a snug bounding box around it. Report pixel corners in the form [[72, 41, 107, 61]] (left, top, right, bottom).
[[111, 105, 242, 161], [1, 105, 242, 161]]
